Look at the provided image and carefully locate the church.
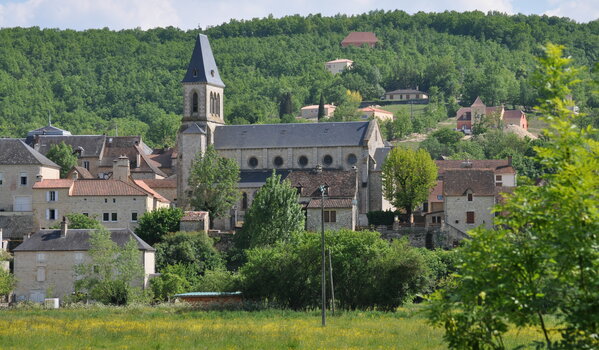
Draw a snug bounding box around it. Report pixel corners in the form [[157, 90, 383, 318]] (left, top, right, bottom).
[[176, 35, 393, 230]]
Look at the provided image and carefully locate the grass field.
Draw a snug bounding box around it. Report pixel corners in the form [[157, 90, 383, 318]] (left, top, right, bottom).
[[380, 103, 428, 118], [0, 305, 551, 349]]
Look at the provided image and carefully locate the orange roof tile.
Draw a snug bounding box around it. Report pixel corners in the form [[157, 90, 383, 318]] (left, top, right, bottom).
[[33, 179, 74, 189], [70, 179, 148, 197], [133, 179, 169, 203]]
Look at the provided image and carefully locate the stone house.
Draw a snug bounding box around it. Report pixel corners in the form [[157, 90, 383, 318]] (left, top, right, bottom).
[[13, 222, 155, 302], [28, 134, 174, 179], [360, 106, 394, 121], [300, 104, 336, 120], [341, 32, 378, 48], [456, 97, 528, 134], [325, 59, 353, 74], [0, 139, 61, 241], [423, 158, 516, 233], [32, 156, 170, 230], [176, 35, 393, 229], [383, 89, 428, 101], [179, 211, 209, 232], [286, 168, 358, 231]]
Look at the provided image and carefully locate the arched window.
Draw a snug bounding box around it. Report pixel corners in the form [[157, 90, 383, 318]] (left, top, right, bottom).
[[242, 192, 248, 210], [216, 93, 220, 116], [192, 92, 198, 113], [209, 92, 214, 114]]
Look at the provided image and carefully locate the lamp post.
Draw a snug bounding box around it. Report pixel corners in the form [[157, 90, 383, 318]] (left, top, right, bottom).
[[319, 184, 328, 326]]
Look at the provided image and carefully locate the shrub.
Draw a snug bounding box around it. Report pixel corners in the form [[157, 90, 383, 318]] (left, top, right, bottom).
[[135, 207, 183, 245], [155, 231, 225, 275], [366, 210, 397, 226]]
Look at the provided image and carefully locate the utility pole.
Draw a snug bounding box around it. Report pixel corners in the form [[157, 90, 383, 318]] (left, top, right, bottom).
[[319, 184, 328, 326], [328, 248, 335, 316]]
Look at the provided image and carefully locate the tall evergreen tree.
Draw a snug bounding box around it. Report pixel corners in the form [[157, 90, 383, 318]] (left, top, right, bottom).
[[317, 93, 325, 120], [279, 92, 293, 117]]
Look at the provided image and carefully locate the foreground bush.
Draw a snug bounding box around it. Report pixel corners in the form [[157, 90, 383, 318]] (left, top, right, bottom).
[[239, 229, 439, 310]]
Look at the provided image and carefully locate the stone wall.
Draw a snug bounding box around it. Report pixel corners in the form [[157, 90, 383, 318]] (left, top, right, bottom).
[[306, 207, 354, 232]]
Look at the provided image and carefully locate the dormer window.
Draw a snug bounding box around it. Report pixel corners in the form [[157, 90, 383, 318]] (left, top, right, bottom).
[[210, 70, 215, 77], [192, 69, 198, 77], [467, 193, 473, 201]]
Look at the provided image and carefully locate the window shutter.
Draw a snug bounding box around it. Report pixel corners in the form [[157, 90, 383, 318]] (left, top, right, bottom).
[[46, 191, 49, 202], [45, 209, 49, 220]]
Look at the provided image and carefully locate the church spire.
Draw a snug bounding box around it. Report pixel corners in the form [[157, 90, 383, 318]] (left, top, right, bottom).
[[182, 34, 225, 87]]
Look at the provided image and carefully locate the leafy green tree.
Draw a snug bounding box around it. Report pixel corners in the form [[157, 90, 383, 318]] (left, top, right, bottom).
[[331, 90, 362, 121], [134, 207, 183, 246], [0, 254, 15, 298], [427, 44, 599, 349], [188, 145, 240, 224], [50, 213, 102, 229], [235, 171, 304, 250], [382, 147, 437, 221], [46, 141, 78, 178], [155, 231, 225, 275], [74, 228, 144, 305], [150, 264, 193, 301]]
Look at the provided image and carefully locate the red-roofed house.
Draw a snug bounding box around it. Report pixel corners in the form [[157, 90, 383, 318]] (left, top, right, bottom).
[[341, 32, 378, 48], [360, 106, 394, 121], [325, 59, 353, 74], [423, 158, 517, 233], [32, 156, 170, 229], [456, 97, 528, 134]]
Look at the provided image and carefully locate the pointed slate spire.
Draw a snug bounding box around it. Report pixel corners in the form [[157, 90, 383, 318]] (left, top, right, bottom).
[[182, 34, 225, 87]]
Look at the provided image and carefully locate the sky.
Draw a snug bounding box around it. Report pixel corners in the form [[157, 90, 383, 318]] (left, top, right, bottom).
[[0, 0, 596, 31]]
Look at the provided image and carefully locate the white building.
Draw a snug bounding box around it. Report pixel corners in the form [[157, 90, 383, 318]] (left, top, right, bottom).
[[325, 59, 353, 74]]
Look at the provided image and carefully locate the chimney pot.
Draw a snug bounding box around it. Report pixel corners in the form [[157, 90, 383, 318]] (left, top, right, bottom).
[[60, 216, 68, 237]]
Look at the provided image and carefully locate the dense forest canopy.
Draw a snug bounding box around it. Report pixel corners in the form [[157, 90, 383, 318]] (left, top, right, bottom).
[[0, 10, 597, 147]]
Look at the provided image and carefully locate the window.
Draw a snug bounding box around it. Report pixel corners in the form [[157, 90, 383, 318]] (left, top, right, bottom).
[[467, 193, 473, 201], [131, 212, 138, 222], [248, 157, 258, 168], [324, 210, 337, 223], [0, 172, 3, 185], [104, 198, 108, 203], [47, 209, 57, 221], [466, 211, 475, 224], [103, 213, 110, 222], [37, 267, 46, 282], [242, 192, 248, 210], [209, 92, 214, 114], [112, 198, 116, 203], [273, 156, 284, 167], [82, 213, 89, 217], [496, 175, 503, 186], [20, 172, 27, 186], [298, 155, 308, 167], [347, 154, 357, 165], [111, 213, 118, 222], [192, 68, 198, 77], [437, 195, 443, 200], [216, 93, 221, 116], [47, 191, 57, 202], [83, 161, 90, 170], [423, 202, 429, 212], [37, 253, 47, 264], [323, 155, 333, 166], [192, 92, 199, 113]]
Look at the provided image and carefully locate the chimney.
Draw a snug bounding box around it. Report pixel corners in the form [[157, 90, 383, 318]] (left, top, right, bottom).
[[113, 155, 130, 181], [314, 164, 323, 174], [60, 216, 68, 238], [72, 171, 78, 180], [36, 173, 43, 182], [507, 155, 513, 166]]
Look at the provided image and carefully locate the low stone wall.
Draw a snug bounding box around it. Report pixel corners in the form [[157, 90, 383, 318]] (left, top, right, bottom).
[[376, 226, 467, 249]]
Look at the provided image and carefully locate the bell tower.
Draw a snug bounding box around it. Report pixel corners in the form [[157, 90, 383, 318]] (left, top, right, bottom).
[[177, 34, 225, 207]]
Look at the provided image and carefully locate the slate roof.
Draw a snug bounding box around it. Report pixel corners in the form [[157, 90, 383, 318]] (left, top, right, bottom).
[[239, 170, 290, 187], [14, 228, 154, 252], [307, 198, 354, 208], [27, 124, 72, 137], [372, 147, 391, 171], [435, 159, 515, 174], [443, 169, 496, 196], [0, 138, 60, 168], [181, 123, 207, 134], [33, 135, 106, 158], [138, 179, 176, 188], [214, 121, 370, 149], [182, 34, 225, 87], [286, 169, 357, 198]]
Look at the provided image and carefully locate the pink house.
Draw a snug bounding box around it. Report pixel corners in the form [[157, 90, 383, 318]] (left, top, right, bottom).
[[456, 97, 528, 133]]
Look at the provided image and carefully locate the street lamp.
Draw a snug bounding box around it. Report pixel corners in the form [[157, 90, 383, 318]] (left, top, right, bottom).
[[319, 184, 329, 326]]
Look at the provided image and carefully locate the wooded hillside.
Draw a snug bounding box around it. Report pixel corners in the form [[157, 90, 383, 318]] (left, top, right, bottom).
[[0, 11, 597, 146]]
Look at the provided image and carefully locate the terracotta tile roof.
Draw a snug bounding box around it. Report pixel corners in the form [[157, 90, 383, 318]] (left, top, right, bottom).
[[472, 96, 485, 106], [360, 107, 393, 115], [181, 211, 209, 222], [286, 169, 357, 198], [301, 104, 336, 110], [385, 89, 427, 95], [435, 159, 515, 174], [32, 179, 74, 188], [70, 179, 149, 197], [428, 180, 444, 203], [326, 59, 353, 64], [443, 169, 496, 196], [133, 179, 169, 203], [67, 166, 94, 179], [307, 198, 354, 208], [485, 106, 503, 115], [503, 109, 526, 122], [341, 32, 378, 45]]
